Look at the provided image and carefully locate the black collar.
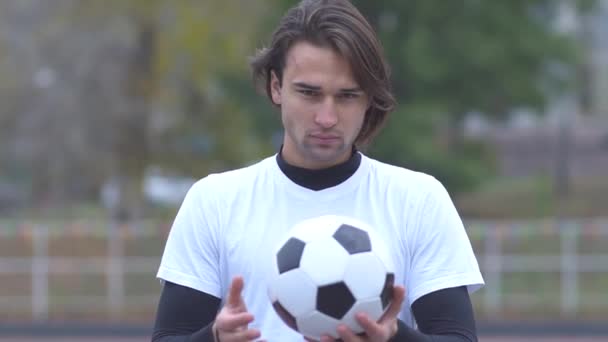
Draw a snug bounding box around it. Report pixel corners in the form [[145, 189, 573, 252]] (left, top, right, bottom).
[[276, 146, 361, 191]]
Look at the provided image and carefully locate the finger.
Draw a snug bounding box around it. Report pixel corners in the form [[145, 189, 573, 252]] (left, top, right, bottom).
[[379, 285, 405, 324], [336, 325, 363, 342], [227, 275, 245, 308], [319, 335, 336, 342], [216, 312, 254, 331], [224, 327, 261, 341], [354, 313, 384, 339]]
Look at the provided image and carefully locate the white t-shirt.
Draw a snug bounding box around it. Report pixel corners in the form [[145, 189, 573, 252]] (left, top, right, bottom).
[[156, 153, 484, 341]]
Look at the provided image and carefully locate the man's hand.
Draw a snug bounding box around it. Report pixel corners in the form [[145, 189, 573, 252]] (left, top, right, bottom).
[[318, 285, 406, 342], [213, 276, 263, 342]]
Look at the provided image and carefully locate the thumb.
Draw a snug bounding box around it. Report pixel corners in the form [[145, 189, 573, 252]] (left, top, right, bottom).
[[227, 275, 245, 308], [379, 285, 405, 323]]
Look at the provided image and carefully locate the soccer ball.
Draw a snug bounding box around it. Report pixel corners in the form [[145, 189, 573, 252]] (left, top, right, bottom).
[[267, 215, 395, 340]]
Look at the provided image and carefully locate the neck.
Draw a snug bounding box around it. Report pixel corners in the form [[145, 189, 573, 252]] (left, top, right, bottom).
[[276, 146, 361, 191]]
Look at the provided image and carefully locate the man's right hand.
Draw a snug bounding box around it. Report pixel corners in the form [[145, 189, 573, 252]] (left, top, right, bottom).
[[212, 276, 263, 342]]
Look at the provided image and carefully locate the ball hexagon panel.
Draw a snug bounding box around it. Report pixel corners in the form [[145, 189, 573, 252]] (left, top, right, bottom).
[[343, 252, 387, 300], [341, 297, 385, 334], [380, 273, 396, 309], [276, 238, 306, 274], [299, 237, 350, 285], [297, 310, 341, 340], [270, 268, 317, 318], [332, 224, 371, 254], [316, 281, 355, 320]]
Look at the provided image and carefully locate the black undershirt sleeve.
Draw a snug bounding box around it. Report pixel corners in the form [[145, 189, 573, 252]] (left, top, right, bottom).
[[151, 281, 221, 342], [390, 286, 477, 341], [152, 282, 476, 342]]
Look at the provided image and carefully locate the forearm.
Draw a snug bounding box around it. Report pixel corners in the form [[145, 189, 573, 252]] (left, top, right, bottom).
[[151, 322, 215, 342], [390, 320, 476, 342], [151, 281, 221, 342], [392, 286, 478, 342]]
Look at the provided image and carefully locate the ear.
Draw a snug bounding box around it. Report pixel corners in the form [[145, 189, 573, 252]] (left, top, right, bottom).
[[270, 70, 282, 105]]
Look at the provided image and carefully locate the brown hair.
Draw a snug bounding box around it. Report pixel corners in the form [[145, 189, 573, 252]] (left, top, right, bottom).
[[249, 0, 396, 146]]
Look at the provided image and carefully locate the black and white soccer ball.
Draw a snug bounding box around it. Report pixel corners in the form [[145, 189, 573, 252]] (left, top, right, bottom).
[[267, 215, 395, 340]]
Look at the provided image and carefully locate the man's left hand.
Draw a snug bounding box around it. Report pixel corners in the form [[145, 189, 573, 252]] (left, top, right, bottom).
[[319, 285, 406, 342]]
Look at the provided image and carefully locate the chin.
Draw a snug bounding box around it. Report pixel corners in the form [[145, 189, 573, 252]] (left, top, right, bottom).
[[309, 149, 349, 164]]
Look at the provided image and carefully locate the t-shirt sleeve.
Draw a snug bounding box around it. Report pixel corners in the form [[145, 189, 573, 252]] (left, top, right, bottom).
[[406, 176, 484, 306], [156, 177, 223, 298]]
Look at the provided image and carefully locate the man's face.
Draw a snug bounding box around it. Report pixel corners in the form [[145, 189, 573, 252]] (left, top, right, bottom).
[[271, 41, 369, 170]]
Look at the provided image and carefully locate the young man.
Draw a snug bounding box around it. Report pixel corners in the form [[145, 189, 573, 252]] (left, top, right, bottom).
[[152, 0, 484, 341]]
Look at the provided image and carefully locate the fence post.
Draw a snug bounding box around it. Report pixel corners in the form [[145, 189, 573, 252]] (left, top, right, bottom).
[[483, 226, 502, 316], [31, 224, 49, 321], [107, 222, 125, 316], [560, 221, 578, 315]]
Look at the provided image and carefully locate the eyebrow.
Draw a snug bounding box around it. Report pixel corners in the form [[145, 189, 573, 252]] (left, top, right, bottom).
[[292, 82, 363, 93]]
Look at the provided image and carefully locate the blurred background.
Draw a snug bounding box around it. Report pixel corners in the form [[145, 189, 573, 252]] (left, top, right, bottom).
[[0, 0, 607, 341]]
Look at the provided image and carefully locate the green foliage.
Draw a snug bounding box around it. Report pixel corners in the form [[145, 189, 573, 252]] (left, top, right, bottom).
[[238, 0, 597, 194], [73, 0, 598, 197], [350, 0, 593, 193], [367, 105, 496, 194], [74, 0, 274, 178], [354, 1, 585, 114]]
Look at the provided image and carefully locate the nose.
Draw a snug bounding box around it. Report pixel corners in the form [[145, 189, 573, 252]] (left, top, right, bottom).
[[314, 99, 338, 128]]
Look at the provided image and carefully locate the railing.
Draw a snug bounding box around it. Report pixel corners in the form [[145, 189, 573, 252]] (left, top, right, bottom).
[[0, 219, 607, 321], [468, 218, 608, 319], [0, 221, 167, 322]]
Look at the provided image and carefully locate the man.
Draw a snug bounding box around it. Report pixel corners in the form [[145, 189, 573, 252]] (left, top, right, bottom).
[[152, 0, 484, 341]]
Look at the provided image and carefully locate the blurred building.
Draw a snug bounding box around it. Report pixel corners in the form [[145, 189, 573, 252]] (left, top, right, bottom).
[[465, 0, 608, 179]]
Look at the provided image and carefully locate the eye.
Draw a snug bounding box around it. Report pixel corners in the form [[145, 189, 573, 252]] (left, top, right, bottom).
[[299, 89, 319, 97], [339, 92, 360, 99]]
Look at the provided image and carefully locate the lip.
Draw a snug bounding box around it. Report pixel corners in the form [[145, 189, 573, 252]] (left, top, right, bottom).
[[309, 135, 340, 146], [310, 134, 340, 140]]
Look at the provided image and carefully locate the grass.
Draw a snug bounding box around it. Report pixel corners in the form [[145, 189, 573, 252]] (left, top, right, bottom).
[[456, 175, 608, 218], [471, 270, 608, 319]]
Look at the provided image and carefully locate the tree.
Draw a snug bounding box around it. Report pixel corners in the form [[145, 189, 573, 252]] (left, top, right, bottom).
[[357, 0, 598, 193], [0, 0, 273, 217], [266, 0, 596, 193], [69, 0, 273, 218]]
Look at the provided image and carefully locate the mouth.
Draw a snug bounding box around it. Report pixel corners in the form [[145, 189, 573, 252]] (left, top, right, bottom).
[[309, 134, 341, 144]]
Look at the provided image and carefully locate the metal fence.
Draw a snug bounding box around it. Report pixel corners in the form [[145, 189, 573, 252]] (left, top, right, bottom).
[[0, 221, 166, 322], [0, 218, 607, 322], [468, 219, 608, 318]]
